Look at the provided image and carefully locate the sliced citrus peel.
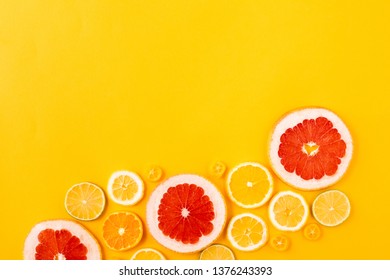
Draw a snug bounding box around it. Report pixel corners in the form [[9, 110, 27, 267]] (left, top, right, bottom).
[[303, 223, 321, 241], [270, 234, 290, 251], [107, 170, 144, 206], [199, 244, 235, 260]]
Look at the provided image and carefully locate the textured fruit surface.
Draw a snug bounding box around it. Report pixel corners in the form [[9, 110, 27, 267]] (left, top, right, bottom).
[[303, 223, 321, 241], [146, 174, 226, 253], [209, 161, 227, 178], [131, 248, 166, 260], [23, 220, 101, 260], [147, 166, 164, 182], [107, 171, 144, 206], [270, 235, 290, 251], [199, 244, 235, 260]]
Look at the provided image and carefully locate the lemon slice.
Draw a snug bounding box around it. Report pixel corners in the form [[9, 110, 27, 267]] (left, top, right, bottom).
[[312, 190, 351, 227], [131, 248, 165, 260], [270, 234, 290, 251], [268, 191, 309, 231], [146, 165, 164, 182], [199, 244, 235, 260], [209, 161, 227, 178], [227, 213, 268, 251], [107, 170, 144, 205], [64, 182, 105, 221], [303, 223, 321, 241], [227, 162, 273, 208]]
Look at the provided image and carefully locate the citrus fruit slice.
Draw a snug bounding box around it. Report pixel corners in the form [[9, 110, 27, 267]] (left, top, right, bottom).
[[107, 171, 144, 206], [102, 211, 143, 251], [269, 107, 353, 190], [146, 165, 164, 182], [227, 213, 268, 251], [303, 223, 321, 240], [268, 191, 309, 231], [312, 190, 351, 227], [146, 174, 227, 253], [209, 161, 227, 178], [270, 234, 290, 251], [130, 248, 166, 260], [24, 220, 101, 260], [227, 162, 273, 209], [64, 182, 105, 221], [199, 244, 235, 260]]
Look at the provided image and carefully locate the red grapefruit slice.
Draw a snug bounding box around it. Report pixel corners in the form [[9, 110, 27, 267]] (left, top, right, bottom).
[[269, 108, 353, 190], [24, 220, 101, 260], [146, 174, 227, 253]]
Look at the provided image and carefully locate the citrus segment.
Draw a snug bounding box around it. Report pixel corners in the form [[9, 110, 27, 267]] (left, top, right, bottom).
[[269, 108, 353, 190], [24, 220, 101, 260], [303, 223, 321, 241], [227, 213, 268, 251], [209, 161, 227, 178], [102, 211, 143, 251], [146, 174, 226, 253], [64, 182, 105, 221], [312, 190, 351, 227], [268, 191, 309, 231], [227, 162, 273, 208], [107, 171, 144, 206], [270, 234, 290, 251], [147, 165, 164, 182], [199, 244, 235, 260], [131, 248, 166, 260]]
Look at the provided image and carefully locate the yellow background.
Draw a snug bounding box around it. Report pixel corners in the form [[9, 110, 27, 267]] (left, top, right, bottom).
[[1, 0, 389, 260]]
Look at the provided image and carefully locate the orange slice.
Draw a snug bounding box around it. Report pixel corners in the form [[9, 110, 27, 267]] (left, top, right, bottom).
[[268, 191, 309, 231], [107, 171, 144, 206], [131, 248, 166, 260], [64, 182, 105, 221], [209, 161, 227, 178], [102, 211, 143, 251], [199, 244, 235, 260], [270, 234, 290, 251], [303, 223, 321, 241], [227, 162, 273, 208], [146, 165, 164, 182], [312, 190, 351, 226]]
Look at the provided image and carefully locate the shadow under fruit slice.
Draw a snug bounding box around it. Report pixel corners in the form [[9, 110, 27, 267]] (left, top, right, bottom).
[[146, 174, 227, 253], [24, 220, 101, 260]]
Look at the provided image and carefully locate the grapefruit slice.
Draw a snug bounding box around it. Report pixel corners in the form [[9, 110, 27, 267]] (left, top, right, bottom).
[[24, 220, 101, 260], [146, 174, 227, 253], [269, 107, 353, 190]]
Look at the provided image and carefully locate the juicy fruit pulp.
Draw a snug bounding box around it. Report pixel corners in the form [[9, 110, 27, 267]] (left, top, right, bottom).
[[199, 244, 235, 260], [107, 171, 144, 206]]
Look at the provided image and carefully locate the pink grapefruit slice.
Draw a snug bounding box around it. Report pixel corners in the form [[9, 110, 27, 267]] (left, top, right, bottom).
[[146, 174, 227, 253], [269, 107, 353, 190], [24, 220, 101, 260]]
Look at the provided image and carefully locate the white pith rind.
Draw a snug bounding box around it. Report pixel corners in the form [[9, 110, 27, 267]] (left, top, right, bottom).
[[146, 174, 227, 253], [130, 248, 166, 260], [269, 108, 353, 190], [23, 220, 102, 260], [312, 190, 351, 227], [107, 170, 144, 206], [227, 213, 268, 251], [268, 191, 309, 232], [227, 162, 274, 208]]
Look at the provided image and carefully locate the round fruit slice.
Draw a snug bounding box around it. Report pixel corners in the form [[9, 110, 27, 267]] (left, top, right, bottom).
[[199, 244, 235, 260], [24, 220, 101, 260], [227, 213, 268, 251], [227, 162, 273, 209], [107, 171, 144, 206], [269, 107, 353, 190], [146, 165, 164, 182], [65, 182, 105, 221], [270, 234, 290, 251], [303, 223, 321, 240], [102, 211, 143, 251], [146, 174, 227, 253], [312, 190, 351, 227], [209, 161, 227, 178], [268, 191, 309, 231], [131, 248, 166, 260]]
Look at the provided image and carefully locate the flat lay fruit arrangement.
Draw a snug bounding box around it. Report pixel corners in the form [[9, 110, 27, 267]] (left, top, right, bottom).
[[23, 107, 353, 260]]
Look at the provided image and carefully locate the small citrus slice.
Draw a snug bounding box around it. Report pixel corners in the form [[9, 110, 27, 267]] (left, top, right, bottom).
[[199, 244, 235, 260], [209, 161, 227, 178], [312, 190, 351, 227], [303, 223, 321, 241], [269, 107, 353, 190], [227, 213, 268, 251], [146, 174, 227, 253], [268, 191, 309, 231], [64, 182, 105, 221], [147, 165, 164, 182], [107, 171, 144, 206], [24, 220, 101, 260], [131, 248, 166, 260], [227, 162, 273, 209], [270, 234, 290, 251], [102, 211, 143, 251]]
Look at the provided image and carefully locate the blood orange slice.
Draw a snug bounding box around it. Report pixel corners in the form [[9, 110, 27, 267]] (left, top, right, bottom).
[[146, 174, 227, 253], [24, 220, 101, 260], [269, 108, 353, 190]]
